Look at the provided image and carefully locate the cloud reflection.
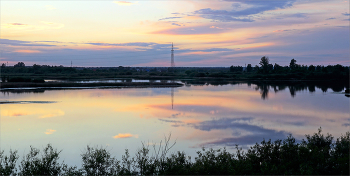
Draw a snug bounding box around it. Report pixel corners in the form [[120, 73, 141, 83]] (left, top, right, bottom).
[[159, 116, 289, 147], [191, 117, 289, 146], [45, 129, 56, 135], [113, 133, 139, 139]]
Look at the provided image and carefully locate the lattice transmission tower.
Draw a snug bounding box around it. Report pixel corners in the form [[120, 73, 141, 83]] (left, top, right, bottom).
[[171, 43, 175, 67]]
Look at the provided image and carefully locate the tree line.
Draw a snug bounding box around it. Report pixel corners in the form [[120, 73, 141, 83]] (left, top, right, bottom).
[[1, 129, 349, 175], [230, 56, 348, 74], [1, 57, 349, 81]]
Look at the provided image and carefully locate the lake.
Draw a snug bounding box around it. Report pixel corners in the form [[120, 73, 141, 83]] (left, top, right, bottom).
[[1, 80, 349, 166]]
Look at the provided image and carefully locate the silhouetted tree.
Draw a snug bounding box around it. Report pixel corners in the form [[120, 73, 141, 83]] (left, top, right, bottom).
[[14, 62, 25, 68], [308, 65, 315, 72], [274, 63, 281, 73], [247, 64, 252, 72], [268, 64, 273, 73], [259, 56, 270, 74], [316, 65, 322, 72], [254, 65, 260, 72], [289, 59, 297, 70], [230, 65, 243, 72]]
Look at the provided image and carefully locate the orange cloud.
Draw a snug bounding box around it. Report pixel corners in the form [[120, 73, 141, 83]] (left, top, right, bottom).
[[210, 26, 223, 29], [15, 50, 41, 53], [113, 133, 138, 139], [45, 129, 56, 134]]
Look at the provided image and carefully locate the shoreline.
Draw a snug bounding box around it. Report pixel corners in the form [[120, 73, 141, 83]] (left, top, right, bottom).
[[0, 82, 184, 89], [0, 78, 348, 89]]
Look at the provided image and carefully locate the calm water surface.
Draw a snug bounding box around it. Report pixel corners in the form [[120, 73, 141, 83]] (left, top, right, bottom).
[[1, 81, 349, 166]]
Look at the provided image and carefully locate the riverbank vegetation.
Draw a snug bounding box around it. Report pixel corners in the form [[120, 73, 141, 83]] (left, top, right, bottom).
[[1, 129, 349, 175], [1, 57, 349, 82]]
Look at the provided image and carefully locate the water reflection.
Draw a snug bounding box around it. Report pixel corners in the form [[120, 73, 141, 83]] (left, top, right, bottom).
[[171, 88, 174, 109], [255, 84, 269, 99], [0, 100, 57, 104], [1, 89, 45, 95], [180, 80, 348, 99], [190, 117, 288, 146], [0, 81, 348, 166], [250, 81, 348, 99], [45, 78, 182, 84], [2, 80, 347, 100]]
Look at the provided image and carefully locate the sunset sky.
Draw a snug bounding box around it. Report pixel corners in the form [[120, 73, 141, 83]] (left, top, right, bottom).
[[1, 0, 349, 67]]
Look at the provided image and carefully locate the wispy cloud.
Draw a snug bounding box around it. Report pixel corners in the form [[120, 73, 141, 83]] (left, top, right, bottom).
[[45, 5, 56, 10], [45, 129, 56, 135], [8, 23, 27, 26], [150, 25, 231, 35], [113, 133, 139, 139], [342, 123, 350, 127], [113, 1, 135, 6], [2, 21, 64, 31], [171, 23, 181, 26], [2, 23, 29, 29], [193, 0, 295, 22], [10, 113, 28, 117], [159, 17, 182, 21], [273, 29, 295, 33], [284, 13, 308, 19], [87, 42, 156, 47], [342, 12, 350, 16], [194, 8, 255, 22], [0, 39, 56, 47]]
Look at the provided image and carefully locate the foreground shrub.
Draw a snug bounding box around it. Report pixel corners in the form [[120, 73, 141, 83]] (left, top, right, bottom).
[[81, 146, 120, 175], [18, 144, 66, 175], [0, 129, 349, 175], [0, 150, 18, 175]]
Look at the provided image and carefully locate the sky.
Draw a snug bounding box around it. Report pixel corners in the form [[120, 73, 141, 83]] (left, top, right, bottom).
[[1, 0, 349, 67]]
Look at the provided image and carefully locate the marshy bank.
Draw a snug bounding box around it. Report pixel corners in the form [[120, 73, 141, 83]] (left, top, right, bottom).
[[1, 129, 349, 175]]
